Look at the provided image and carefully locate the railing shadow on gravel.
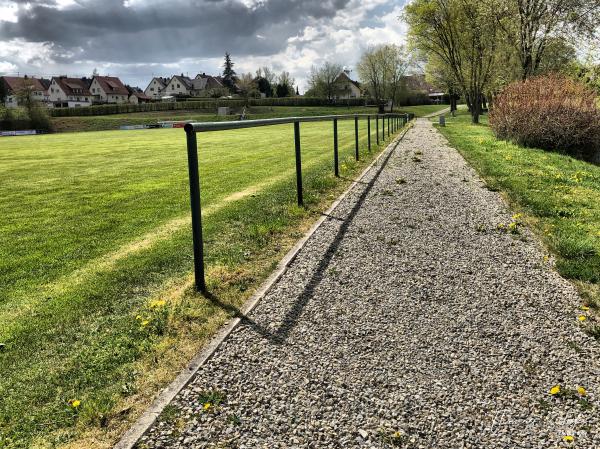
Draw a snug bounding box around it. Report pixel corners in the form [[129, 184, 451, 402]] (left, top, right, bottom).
[[200, 127, 407, 345], [184, 113, 412, 292]]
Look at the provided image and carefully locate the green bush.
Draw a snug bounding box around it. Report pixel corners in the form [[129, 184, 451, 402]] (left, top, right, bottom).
[[490, 74, 600, 161]]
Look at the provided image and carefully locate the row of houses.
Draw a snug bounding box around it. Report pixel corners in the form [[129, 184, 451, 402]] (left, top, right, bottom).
[[2, 70, 443, 109], [1, 75, 151, 109], [144, 73, 225, 99]]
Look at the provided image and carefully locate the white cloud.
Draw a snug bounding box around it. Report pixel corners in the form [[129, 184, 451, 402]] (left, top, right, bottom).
[[0, 60, 17, 73]]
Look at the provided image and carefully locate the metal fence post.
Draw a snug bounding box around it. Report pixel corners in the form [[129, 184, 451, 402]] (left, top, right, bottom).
[[354, 115, 359, 161], [376, 115, 379, 146], [382, 114, 385, 140], [333, 118, 339, 177], [294, 121, 303, 207], [367, 115, 371, 151], [185, 127, 206, 292], [387, 116, 390, 137]]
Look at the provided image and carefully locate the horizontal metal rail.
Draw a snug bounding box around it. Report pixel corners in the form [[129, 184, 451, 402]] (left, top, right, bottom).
[[184, 114, 401, 133], [184, 112, 413, 291]]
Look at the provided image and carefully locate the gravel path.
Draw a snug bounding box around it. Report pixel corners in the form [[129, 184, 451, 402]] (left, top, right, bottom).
[[137, 119, 600, 449]]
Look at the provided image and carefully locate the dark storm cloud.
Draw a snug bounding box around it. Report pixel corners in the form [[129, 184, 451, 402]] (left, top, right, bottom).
[[0, 0, 351, 63]]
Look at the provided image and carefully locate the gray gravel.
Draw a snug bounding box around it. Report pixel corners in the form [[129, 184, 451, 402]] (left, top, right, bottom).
[[136, 119, 600, 449]]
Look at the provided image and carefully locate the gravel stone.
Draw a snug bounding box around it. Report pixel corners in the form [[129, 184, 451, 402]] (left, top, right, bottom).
[[136, 119, 600, 448]]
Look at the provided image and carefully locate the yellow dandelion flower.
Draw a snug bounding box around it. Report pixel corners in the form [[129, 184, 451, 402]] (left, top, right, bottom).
[[563, 435, 574, 443], [203, 402, 212, 410], [581, 305, 590, 311], [393, 431, 403, 438], [578, 315, 587, 322], [577, 386, 587, 396], [69, 399, 81, 408], [549, 385, 561, 395], [512, 213, 522, 221], [150, 299, 166, 308], [135, 315, 142, 320], [141, 320, 150, 326]]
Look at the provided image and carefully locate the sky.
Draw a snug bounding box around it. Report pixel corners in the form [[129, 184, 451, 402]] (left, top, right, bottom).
[[0, 0, 408, 91]]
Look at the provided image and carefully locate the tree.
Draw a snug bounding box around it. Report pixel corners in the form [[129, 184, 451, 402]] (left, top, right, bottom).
[[275, 71, 295, 97], [256, 66, 277, 85], [357, 44, 409, 112], [0, 78, 7, 104], [498, 0, 600, 80], [425, 54, 460, 113], [222, 52, 237, 92], [404, 0, 502, 123], [15, 78, 51, 130], [237, 72, 259, 104], [307, 62, 344, 100]]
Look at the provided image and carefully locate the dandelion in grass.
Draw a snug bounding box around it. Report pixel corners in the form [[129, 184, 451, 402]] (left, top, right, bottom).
[[141, 320, 150, 327], [578, 315, 587, 322], [550, 385, 561, 395], [68, 399, 81, 409], [577, 386, 587, 396], [203, 402, 212, 411], [581, 305, 590, 311], [150, 299, 166, 308], [563, 435, 574, 443]]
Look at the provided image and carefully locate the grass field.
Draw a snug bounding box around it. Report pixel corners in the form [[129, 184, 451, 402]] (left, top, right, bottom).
[[0, 116, 406, 448], [50, 104, 446, 133], [435, 112, 600, 332]]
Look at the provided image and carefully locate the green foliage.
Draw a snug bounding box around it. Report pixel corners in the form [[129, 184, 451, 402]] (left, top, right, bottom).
[[222, 52, 237, 92]]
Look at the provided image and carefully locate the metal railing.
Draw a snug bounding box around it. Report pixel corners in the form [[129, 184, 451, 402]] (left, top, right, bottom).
[[184, 113, 413, 291]]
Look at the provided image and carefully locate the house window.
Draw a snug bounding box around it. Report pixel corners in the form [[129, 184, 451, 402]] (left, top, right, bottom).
[[150, 88, 154, 91], [177, 84, 180, 88]]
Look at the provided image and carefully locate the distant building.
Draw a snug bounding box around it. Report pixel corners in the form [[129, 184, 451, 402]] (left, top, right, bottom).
[[144, 76, 169, 100], [1, 76, 49, 108], [89, 76, 129, 104], [164, 74, 194, 96], [333, 71, 361, 99], [126, 86, 152, 104], [48, 76, 92, 107], [192, 73, 224, 95]]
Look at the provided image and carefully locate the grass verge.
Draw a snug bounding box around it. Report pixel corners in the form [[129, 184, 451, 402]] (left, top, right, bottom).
[[0, 118, 406, 448], [435, 112, 600, 334]]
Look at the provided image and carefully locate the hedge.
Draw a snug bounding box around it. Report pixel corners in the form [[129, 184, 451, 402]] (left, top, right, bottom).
[[49, 97, 368, 117]]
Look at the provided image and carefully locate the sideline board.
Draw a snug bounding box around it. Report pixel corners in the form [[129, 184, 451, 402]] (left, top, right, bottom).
[[0, 130, 38, 137]]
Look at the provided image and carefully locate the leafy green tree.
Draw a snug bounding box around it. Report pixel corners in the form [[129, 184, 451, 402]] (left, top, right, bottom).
[[404, 0, 502, 123]]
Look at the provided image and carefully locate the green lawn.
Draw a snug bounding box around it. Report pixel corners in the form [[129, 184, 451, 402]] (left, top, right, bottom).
[[50, 104, 446, 133], [0, 117, 405, 448], [435, 112, 600, 329]]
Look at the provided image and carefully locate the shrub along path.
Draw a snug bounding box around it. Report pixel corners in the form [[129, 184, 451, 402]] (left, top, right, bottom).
[[136, 119, 599, 448]]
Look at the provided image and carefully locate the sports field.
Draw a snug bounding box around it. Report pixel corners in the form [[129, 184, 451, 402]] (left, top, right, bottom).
[[0, 118, 404, 448]]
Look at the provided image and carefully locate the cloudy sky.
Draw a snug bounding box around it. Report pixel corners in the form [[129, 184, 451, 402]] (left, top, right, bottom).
[[0, 0, 408, 91]]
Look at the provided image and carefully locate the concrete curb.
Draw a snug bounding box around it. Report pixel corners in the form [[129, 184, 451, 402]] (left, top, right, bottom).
[[113, 123, 413, 449]]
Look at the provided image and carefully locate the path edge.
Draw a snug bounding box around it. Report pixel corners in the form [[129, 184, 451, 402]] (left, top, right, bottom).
[[113, 122, 413, 449]]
